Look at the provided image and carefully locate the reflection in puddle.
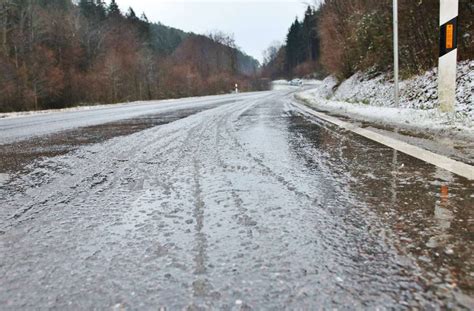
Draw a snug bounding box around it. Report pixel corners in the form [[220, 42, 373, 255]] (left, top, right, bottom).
[[288, 111, 474, 304], [428, 169, 455, 251]]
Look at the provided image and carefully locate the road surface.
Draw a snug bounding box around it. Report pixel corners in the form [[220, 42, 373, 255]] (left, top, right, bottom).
[[0, 89, 473, 309]]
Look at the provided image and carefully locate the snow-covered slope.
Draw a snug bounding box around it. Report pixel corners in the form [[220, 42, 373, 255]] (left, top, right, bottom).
[[332, 60, 473, 117], [298, 60, 474, 135]]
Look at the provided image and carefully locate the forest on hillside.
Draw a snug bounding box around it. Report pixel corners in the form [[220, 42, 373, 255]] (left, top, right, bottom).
[[0, 0, 263, 112], [262, 1, 474, 80]]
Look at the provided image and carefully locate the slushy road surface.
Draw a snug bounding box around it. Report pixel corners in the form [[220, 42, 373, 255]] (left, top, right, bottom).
[[1, 90, 472, 309]]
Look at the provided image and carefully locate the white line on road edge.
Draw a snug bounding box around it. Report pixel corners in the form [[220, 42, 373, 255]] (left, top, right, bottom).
[[292, 101, 474, 181]]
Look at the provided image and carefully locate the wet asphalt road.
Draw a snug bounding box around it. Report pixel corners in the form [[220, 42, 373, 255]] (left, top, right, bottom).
[[0, 90, 473, 310]]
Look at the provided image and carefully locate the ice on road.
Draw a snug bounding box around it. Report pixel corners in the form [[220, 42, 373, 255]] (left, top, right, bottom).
[[0, 92, 266, 145], [0, 91, 472, 309]]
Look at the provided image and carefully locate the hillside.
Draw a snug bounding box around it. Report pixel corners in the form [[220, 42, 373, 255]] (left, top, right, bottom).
[[262, 2, 473, 80], [149, 22, 190, 56], [0, 0, 262, 113]]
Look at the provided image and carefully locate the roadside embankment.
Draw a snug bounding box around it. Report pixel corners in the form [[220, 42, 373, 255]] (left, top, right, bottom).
[[295, 60, 474, 165]]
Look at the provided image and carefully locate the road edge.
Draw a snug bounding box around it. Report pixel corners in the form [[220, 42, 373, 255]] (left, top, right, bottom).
[[291, 101, 474, 181]]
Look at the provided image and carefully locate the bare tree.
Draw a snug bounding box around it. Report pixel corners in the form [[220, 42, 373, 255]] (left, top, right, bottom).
[[262, 41, 282, 66]]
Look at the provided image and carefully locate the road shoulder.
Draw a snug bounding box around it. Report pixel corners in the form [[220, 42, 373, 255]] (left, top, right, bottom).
[[291, 99, 474, 180], [294, 90, 474, 166]]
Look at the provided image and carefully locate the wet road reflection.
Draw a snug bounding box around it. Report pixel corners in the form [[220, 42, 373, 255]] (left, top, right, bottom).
[[0, 93, 472, 309], [288, 111, 474, 305]]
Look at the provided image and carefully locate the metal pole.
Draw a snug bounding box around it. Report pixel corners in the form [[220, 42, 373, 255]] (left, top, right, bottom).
[[393, 0, 399, 108], [438, 0, 459, 113]]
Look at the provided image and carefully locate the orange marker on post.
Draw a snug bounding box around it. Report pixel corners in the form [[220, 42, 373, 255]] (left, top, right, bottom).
[[446, 24, 454, 49]]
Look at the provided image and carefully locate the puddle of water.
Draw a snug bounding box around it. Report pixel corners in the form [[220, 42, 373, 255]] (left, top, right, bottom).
[[288, 112, 474, 302], [308, 106, 474, 165]]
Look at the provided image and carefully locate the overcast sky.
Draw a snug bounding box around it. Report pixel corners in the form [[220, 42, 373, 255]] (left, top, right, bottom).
[[115, 0, 312, 63]]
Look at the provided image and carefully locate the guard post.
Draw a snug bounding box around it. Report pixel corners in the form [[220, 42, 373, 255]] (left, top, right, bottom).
[[438, 0, 458, 113], [393, 0, 399, 107]]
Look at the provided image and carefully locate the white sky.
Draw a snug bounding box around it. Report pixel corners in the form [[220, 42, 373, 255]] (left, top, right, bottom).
[[115, 0, 312, 62]]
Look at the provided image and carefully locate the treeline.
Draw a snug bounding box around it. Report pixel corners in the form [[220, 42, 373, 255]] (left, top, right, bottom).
[[263, 1, 473, 80], [0, 0, 262, 112], [261, 6, 321, 80]]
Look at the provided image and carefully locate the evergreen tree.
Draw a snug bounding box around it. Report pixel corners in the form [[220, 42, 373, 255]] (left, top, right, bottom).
[[38, 0, 70, 10], [107, 0, 121, 18], [126, 7, 138, 21], [279, 7, 322, 77], [302, 6, 313, 61], [79, 0, 105, 21], [140, 13, 149, 23], [302, 6, 320, 62], [285, 18, 304, 73], [95, 0, 106, 20], [124, 7, 149, 41], [79, 0, 93, 16]]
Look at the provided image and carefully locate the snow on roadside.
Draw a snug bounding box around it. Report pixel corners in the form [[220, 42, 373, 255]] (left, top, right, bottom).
[[272, 79, 324, 91], [332, 60, 473, 116], [297, 60, 474, 138]]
